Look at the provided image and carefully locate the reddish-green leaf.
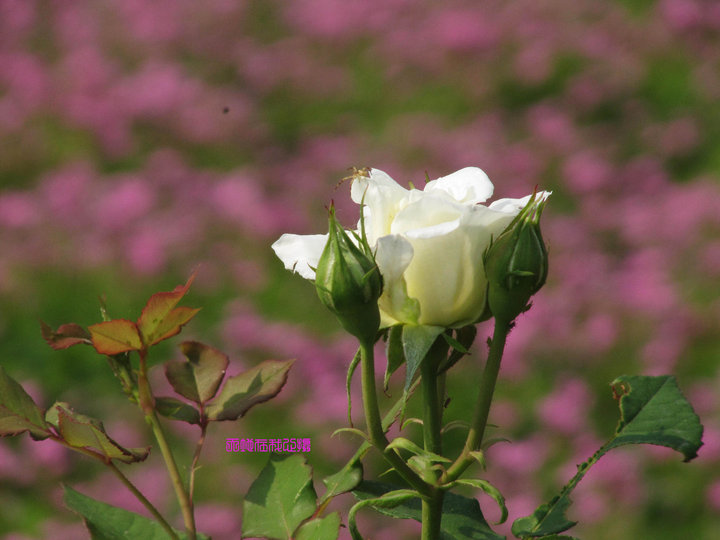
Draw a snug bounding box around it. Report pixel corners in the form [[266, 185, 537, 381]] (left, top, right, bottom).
[[165, 341, 229, 404], [50, 403, 149, 463], [206, 359, 294, 421], [40, 322, 92, 350], [144, 306, 201, 347], [155, 397, 201, 425], [0, 366, 50, 439], [88, 319, 142, 355], [137, 270, 198, 346]]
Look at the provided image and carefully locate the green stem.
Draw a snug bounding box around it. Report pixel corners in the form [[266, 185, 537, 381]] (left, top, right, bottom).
[[51, 436, 178, 540], [444, 318, 511, 483], [420, 339, 447, 540], [139, 352, 197, 540], [420, 340, 446, 455], [421, 497, 443, 540], [188, 420, 208, 502], [146, 409, 197, 540], [359, 340, 432, 497], [107, 462, 180, 540]]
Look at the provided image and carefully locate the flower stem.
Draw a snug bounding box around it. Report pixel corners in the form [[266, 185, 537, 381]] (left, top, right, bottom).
[[420, 339, 446, 455], [359, 340, 432, 497], [444, 318, 511, 483], [145, 407, 197, 540], [107, 461, 180, 540], [420, 339, 448, 540], [139, 352, 197, 540], [50, 435, 178, 540]]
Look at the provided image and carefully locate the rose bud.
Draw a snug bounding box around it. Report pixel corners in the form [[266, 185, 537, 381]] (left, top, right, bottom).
[[314, 206, 383, 343], [484, 191, 550, 324]]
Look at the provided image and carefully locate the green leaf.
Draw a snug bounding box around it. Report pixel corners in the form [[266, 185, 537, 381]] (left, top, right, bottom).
[[206, 359, 293, 421], [45, 400, 68, 428], [331, 427, 369, 441], [137, 270, 199, 346], [402, 325, 444, 393], [512, 375, 704, 538], [385, 437, 451, 463], [242, 453, 317, 540], [469, 450, 487, 470], [51, 403, 149, 463], [349, 487, 420, 540], [40, 321, 92, 350], [294, 512, 341, 540], [0, 365, 50, 439], [352, 481, 503, 540], [441, 419, 470, 435], [439, 326, 477, 374], [346, 348, 361, 426], [607, 375, 703, 460], [512, 496, 575, 539], [384, 325, 405, 392], [63, 485, 207, 540], [154, 397, 201, 425], [452, 479, 508, 524], [321, 460, 363, 504], [164, 341, 229, 404], [88, 319, 142, 355], [407, 455, 447, 485], [392, 325, 444, 422]]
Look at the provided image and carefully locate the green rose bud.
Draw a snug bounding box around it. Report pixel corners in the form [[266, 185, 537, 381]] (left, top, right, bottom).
[[484, 192, 549, 324], [315, 206, 383, 343]]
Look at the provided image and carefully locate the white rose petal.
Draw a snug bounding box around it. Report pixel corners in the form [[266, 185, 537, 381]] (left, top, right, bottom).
[[391, 194, 464, 238], [401, 219, 489, 326], [271, 233, 328, 280], [375, 234, 419, 326], [424, 166, 494, 204], [351, 168, 408, 244]]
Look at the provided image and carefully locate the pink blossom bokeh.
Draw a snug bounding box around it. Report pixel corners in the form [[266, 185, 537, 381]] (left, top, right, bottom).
[[1, 1, 719, 538]]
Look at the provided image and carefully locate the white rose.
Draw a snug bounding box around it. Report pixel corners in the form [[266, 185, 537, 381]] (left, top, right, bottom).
[[272, 167, 549, 328]]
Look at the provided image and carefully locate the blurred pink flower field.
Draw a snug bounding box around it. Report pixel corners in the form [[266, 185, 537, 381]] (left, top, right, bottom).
[[1, 1, 719, 538]]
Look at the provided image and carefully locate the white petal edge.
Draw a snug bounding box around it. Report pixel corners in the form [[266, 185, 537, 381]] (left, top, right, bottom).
[[424, 167, 494, 204], [271, 233, 328, 280], [488, 190, 552, 213]]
